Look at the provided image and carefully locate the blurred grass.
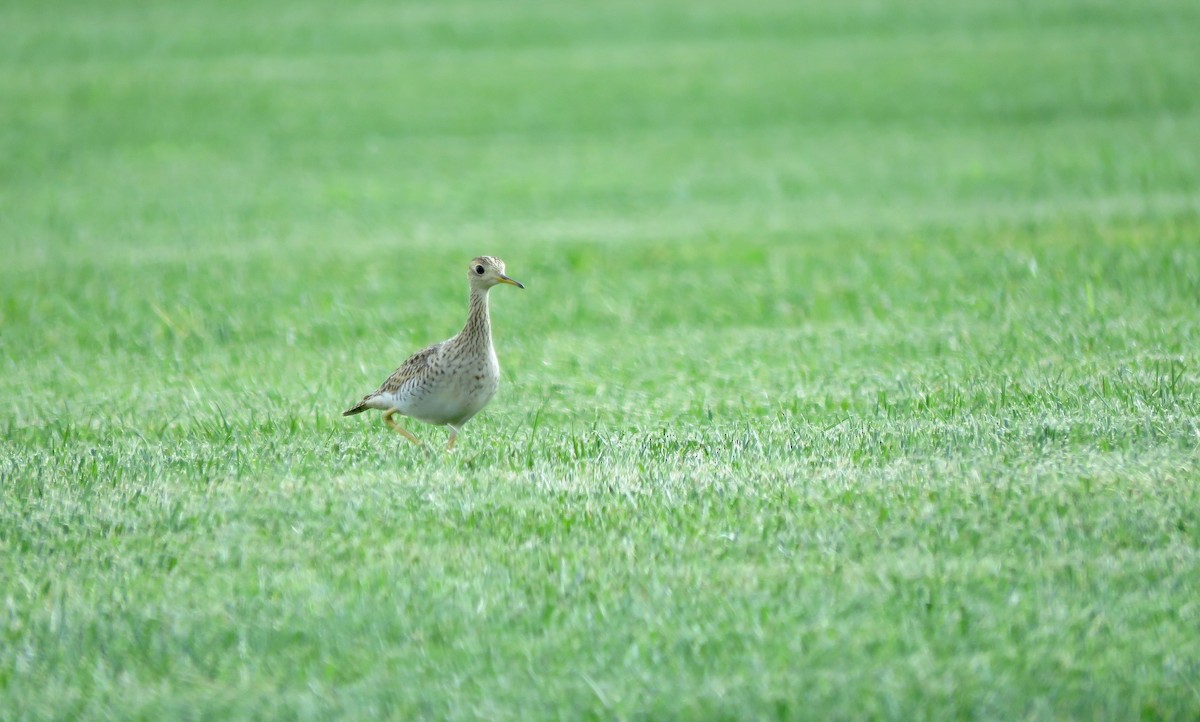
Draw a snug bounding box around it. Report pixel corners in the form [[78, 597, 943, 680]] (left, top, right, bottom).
[[2, 0, 1199, 720]]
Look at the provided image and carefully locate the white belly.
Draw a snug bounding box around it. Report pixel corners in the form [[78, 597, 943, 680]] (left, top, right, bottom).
[[389, 351, 500, 427], [400, 379, 498, 426]]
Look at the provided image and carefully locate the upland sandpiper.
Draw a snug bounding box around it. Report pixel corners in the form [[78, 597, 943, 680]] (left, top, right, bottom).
[[343, 256, 524, 450]]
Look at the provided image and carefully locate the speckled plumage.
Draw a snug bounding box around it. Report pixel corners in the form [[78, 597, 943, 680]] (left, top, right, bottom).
[[343, 256, 524, 449]]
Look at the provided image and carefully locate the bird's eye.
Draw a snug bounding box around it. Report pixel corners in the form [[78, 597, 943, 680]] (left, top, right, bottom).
[[475, 265, 485, 275]]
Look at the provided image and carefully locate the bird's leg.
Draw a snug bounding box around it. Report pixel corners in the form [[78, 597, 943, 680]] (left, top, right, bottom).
[[446, 425, 459, 452], [383, 409, 422, 446]]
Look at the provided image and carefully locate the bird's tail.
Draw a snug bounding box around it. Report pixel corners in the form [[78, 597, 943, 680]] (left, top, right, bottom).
[[342, 402, 368, 416]]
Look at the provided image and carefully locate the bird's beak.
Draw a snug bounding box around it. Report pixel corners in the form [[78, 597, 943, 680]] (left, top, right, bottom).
[[498, 274, 525, 289]]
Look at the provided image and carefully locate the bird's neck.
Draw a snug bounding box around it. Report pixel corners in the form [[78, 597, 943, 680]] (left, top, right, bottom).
[[461, 287, 492, 348]]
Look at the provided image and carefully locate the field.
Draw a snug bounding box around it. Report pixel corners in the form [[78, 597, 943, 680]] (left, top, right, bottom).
[[3, 0, 1200, 719]]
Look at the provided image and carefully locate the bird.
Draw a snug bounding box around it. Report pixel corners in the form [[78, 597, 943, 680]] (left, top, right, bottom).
[[343, 256, 524, 450]]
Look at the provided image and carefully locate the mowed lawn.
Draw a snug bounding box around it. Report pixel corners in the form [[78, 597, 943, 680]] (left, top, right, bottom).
[[2, 0, 1200, 719]]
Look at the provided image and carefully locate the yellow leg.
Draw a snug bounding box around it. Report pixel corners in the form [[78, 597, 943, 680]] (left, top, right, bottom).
[[383, 409, 422, 446], [446, 425, 459, 451]]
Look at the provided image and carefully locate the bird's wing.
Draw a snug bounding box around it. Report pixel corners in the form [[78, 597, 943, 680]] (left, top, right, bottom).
[[374, 341, 445, 395]]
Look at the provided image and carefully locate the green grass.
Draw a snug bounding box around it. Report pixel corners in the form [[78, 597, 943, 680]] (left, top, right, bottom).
[[3, 0, 1200, 719]]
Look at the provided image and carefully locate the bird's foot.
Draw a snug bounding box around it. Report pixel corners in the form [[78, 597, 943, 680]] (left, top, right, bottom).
[[383, 409, 423, 446]]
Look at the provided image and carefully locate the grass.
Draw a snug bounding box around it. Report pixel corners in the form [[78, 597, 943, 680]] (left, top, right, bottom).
[[2, 0, 1199, 719]]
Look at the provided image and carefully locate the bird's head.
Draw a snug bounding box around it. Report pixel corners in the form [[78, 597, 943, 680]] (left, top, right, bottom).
[[468, 256, 524, 290]]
